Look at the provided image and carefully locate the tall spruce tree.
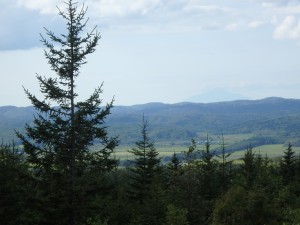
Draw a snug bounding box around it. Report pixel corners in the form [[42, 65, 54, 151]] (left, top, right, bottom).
[[181, 139, 199, 225], [128, 116, 160, 202], [0, 142, 35, 225], [196, 136, 218, 225], [216, 134, 232, 193], [198, 136, 219, 198], [16, 1, 118, 224], [240, 145, 257, 188], [280, 143, 296, 185]]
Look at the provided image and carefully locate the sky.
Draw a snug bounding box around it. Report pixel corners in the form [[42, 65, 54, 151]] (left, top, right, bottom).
[[1, 0, 300, 106]]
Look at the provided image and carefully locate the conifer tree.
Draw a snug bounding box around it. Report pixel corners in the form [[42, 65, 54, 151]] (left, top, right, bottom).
[[165, 204, 189, 225], [280, 143, 296, 184], [16, 1, 118, 224], [216, 135, 232, 193], [128, 116, 160, 202], [181, 139, 199, 224], [167, 152, 182, 183], [240, 145, 257, 188], [165, 152, 183, 205], [198, 135, 218, 198], [0, 142, 35, 225], [196, 136, 219, 225], [127, 117, 162, 225]]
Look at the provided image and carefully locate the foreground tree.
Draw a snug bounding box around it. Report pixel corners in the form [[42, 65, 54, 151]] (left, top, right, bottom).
[[216, 134, 232, 193], [180, 139, 200, 225], [240, 145, 257, 188], [195, 137, 219, 225], [127, 117, 163, 225], [211, 185, 282, 225], [16, 1, 118, 224], [0, 142, 35, 225], [280, 143, 296, 185], [128, 116, 160, 202]]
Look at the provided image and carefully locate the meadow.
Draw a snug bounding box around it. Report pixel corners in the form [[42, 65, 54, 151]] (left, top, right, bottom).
[[113, 143, 300, 163]]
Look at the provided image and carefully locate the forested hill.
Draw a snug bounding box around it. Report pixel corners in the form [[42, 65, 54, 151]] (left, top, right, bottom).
[[107, 97, 300, 146], [1, 97, 300, 147]]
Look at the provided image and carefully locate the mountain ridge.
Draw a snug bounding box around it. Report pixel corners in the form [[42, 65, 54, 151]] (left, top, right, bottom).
[[184, 89, 249, 103], [1, 97, 300, 149]]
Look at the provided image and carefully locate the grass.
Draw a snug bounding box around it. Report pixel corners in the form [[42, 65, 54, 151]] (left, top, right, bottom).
[[228, 144, 300, 160], [113, 143, 300, 163], [106, 133, 300, 163]]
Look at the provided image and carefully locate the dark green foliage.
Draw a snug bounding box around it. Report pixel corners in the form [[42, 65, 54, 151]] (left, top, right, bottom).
[[166, 152, 183, 189], [2, 131, 300, 225], [0, 142, 37, 225], [280, 143, 296, 184], [277, 144, 300, 224], [165, 204, 189, 225], [195, 137, 219, 225], [179, 139, 199, 223], [127, 117, 160, 202], [240, 145, 257, 188], [168, 152, 182, 172], [216, 135, 233, 193], [163, 152, 184, 216], [126, 117, 165, 225], [198, 136, 219, 198], [16, 1, 117, 224], [212, 185, 282, 225]]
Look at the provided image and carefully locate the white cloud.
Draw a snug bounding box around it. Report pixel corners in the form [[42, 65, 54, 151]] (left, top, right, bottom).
[[17, 0, 62, 14], [273, 15, 300, 40], [261, 0, 300, 7], [248, 20, 265, 28], [9, 0, 300, 49], [17, 0, 166, 17], [273, 6, 300, 15], [87, 0, 164, 17], [183, 3, 233, 14], [225, 22, 242, 31]]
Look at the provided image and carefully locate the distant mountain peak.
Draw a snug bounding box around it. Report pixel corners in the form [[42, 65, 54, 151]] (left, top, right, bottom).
[[185, 89, 248, 103]]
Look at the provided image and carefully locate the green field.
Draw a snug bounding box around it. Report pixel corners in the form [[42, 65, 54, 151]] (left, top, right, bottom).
[[113, 143, 300, 163], [105, 133, 300, 163]]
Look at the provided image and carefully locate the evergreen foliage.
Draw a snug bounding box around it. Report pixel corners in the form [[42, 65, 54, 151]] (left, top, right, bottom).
[[168, 152, 182, 172], [198, 136, 218, 198], [216, 134, 232, 193], [128, 117, 160, 202], [212, 185, 282, 225], [196, 137, 219, 225], [165, 204, 189, 225], [240, 145, 257, 188], [15, 1, 118, 224], [126, 117, 164, 225], [180, 139, 199, 224], [280, 143, 296, 184], [0, 143, 36, 225]]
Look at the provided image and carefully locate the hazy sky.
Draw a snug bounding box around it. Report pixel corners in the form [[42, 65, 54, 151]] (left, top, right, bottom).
[[1, 0, 300, 106]]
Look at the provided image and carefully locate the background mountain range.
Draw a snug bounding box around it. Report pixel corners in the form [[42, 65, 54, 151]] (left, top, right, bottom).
[[185, 89, 249, 103], [1, 97, 300, 151]]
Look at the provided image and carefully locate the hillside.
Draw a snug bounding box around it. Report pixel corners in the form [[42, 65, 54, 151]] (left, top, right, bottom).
[[1, 97, 300, 149]]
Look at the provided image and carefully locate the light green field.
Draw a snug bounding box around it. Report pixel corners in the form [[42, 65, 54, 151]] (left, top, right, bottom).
[[228, 144, 300, 160], [113, 145, 186, 161], [113, 144, 300, 162]]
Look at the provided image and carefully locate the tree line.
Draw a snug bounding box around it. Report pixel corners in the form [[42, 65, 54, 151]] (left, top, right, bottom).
[[0, 1, 299, 224], [1, 127, 300, 225]]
